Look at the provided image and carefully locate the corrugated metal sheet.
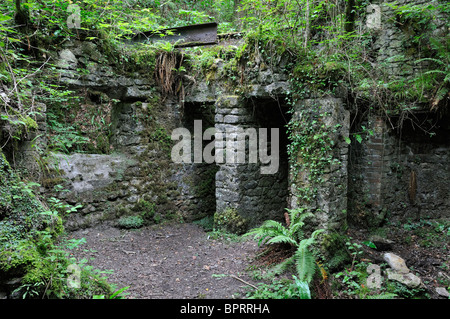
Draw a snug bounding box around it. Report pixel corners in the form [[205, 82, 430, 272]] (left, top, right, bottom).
[[124, 22, 218, 48]]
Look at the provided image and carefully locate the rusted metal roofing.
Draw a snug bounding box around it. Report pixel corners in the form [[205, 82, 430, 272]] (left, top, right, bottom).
[[124, 22, 218, 48]]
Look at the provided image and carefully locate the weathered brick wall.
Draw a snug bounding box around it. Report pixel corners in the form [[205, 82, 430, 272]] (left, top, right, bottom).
[[348, 115, 391, 227], [348, 112, 450, 227]]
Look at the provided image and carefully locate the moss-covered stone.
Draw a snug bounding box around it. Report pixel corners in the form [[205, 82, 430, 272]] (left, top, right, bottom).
[[0, 150, 112, 298], [214, 208, 249, 235], [0, 150, 58, 290]]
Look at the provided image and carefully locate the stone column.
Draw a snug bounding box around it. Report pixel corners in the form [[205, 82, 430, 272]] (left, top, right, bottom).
[[214, 95, 248, 232], [214, 96, 248, 210], [289, 97, 350, 233], [364, 116, 387, 209], [214, 95, 291, 232]]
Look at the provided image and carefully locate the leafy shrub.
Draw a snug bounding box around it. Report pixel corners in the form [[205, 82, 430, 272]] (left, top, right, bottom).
[[193, 215, 215, 231], [247, 276, 311, 299], [117, 216, 144, 229], [244, 207, 324, 284], [214, 208, 248, 234]]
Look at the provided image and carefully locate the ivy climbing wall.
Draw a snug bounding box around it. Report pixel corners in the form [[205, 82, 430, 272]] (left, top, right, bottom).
[[7, 0, 448, 234], [289, 98, 350, 233]]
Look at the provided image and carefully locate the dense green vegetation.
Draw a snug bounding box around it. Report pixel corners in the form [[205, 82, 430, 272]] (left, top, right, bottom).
[[0, 150, 114, 298], [0, 0, 448, 299], [1, 0, 448, 150]]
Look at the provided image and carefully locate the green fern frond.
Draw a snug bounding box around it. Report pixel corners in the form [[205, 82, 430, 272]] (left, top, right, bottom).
[[286, 208, 313, 226], [292, 275, 311, 299], [268, 255, 295, 276], [423, 69, 446, 76], [294, 246, 316, 284], [242, 229, 269, 246], [296, 211, 314, 223], [244, 207, 325, 287], [267, 235, 297, 246], [262, 219, 286, 232], [415, 57, 445, 66], [288, 222, 305, 241], [244, 220, 290, 246], [311, 228, 325, 239], [298, 232, 319, 250]]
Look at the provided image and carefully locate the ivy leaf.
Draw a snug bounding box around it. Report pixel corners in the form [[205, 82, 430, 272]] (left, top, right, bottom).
[[363, 241, 377, 249], [344, 137, 351, 144]]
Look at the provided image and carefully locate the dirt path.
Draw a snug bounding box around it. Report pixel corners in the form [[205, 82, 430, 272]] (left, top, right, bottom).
[[68, 222, 261, 299]]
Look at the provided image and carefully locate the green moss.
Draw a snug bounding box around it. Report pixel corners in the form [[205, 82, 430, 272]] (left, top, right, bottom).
[[133, 199, 158, 224], [205, 68, 217, 82], [117, 215, 144, 229], [148, 127, 172, 153], [0, 150, 52, 280], [0, 150, 112, 298], [214, 208, 248, 235], [0, 240, 40, 276], [320, 232, 351, 271], [100, 38, 157, 77]]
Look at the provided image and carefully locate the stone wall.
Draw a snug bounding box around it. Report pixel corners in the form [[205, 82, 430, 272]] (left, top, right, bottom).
[[48, 22, 448, 233], [7, 0, 447, 233], [42, 98, 187, 230], [31, 41, 195, 230], [214, 96, 290, 231], [289, 98, 350, 232], [370, 0, 448, 77], [170, 101, 219, 222], [348, 111, 450, 227], [346, 0, 450, 227]]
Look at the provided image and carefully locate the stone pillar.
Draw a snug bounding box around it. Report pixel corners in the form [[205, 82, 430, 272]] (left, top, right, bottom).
[[289, 97, 350, 232], [214, 95, 289, 232], [215, 95, 247, 219], [364, 116, 387, 209], [348, 114, 392, 227]]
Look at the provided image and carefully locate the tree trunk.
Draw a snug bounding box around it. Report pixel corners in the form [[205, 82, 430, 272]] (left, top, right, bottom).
[[15, 0, 29, 27], [345, 0, 356, 33]]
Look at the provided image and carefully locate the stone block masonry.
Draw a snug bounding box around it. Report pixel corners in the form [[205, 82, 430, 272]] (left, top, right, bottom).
[[371, 0, 448, 77], [14, 2, 447, 233], [382, 112, 450, 222], [214, 96, 290, 229], [289, 98, 350, 233], [30, 41, 191, 229]]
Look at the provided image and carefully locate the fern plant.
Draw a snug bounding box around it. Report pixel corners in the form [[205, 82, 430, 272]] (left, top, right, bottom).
[[244, 207, 324, 283], [414, 37, 450, 111]]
